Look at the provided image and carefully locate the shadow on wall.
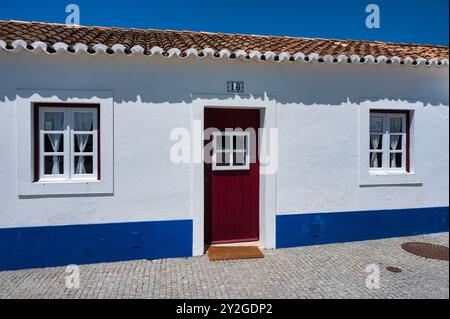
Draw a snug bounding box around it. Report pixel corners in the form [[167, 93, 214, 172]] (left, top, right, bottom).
[[0, 53, 448, 107]]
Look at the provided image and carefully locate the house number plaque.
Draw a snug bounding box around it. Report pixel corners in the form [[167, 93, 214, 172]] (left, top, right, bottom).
[[227, 81, 244, 93]]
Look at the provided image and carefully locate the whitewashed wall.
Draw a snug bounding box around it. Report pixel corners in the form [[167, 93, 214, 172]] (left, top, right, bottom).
[[0, 52, 448, 231]]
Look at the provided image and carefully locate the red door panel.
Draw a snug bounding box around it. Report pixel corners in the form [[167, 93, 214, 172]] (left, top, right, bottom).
[[204, 108, 260, 244]]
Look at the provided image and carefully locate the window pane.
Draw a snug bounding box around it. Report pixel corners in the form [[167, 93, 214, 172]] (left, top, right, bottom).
[[44, 155, 64, 175], [370, 153, 382, 168], [216, 135, 223, 151], [390, 153, 403, 168], [369, 134, 382, 150], [74, 134, 93, 152], [234, 135, 246, 150], [216, 135, 231, 151], [44, 134, 64, 152], [216, 151, 230, 166], [223, 135, 231, 150], [370, 116, 384, 132], [74, 156, 94, 174], [390, 117, 403, 133], [74, 112, 94, 131], [233, 151, 246, 166], [390, 135, 402, 150], [44, 112, 64, 131]]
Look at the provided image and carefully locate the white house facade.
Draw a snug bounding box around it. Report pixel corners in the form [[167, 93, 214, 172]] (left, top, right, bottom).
[[0, 20, 448, 270]]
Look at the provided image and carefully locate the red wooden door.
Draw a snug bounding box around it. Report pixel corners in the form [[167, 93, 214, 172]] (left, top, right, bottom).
[[204, 108, 260, 244]]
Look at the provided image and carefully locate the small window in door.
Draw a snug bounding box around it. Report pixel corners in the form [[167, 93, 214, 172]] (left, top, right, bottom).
[[212, 132, 250, 171]]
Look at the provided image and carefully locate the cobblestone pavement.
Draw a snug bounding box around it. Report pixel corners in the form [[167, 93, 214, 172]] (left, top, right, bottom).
[[0, 233, 448, 299]]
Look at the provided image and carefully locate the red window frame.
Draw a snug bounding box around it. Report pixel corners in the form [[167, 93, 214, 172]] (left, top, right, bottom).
[[370, 109, 411, 173], [33, 103, 101, 182]]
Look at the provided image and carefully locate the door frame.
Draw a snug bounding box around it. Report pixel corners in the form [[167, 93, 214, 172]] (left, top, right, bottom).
[[191, 94, 277, 255]]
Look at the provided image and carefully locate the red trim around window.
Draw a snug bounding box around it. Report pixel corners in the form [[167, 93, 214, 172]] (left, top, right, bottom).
[[370, 109, 411, 173], [33, 106, 39, 182], [33, 103, 101, 181]]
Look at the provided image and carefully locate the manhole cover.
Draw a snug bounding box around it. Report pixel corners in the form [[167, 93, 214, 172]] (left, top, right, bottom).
[[401, 242, 449, 261], [386, 266, 402, 273]]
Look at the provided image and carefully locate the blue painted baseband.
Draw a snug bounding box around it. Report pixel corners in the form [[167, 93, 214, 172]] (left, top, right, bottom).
[[276, 207, 449, 249], [0, 219, 192, 271]]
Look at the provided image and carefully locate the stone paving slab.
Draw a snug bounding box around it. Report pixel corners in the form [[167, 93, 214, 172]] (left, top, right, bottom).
[[0, 233, 448, 299]]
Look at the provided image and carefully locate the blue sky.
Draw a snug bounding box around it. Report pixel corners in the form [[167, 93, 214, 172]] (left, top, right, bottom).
[[0, 0, 448, 45]]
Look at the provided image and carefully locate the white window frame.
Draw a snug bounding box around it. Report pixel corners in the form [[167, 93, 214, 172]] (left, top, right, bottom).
[[212, 131, 250, 171], [38, 107, 98, 182], [369, 112, 407, 174]]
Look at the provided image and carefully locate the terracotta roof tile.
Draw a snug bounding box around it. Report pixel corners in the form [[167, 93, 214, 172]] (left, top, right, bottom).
[[0, 20, 448, 66]]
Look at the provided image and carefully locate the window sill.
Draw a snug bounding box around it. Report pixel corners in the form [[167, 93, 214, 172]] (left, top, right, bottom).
[[368, 170, 408, 176], [359, 171, 423, 187], [19, 179, 112, 197], [36, 179, 99, 184]]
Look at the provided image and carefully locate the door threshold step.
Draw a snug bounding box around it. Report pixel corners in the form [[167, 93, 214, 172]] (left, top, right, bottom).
[[208, 245, 264, 261], [210, 241, 262, 248]]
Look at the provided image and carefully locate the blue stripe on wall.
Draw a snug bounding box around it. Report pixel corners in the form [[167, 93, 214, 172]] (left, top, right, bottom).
[[0, 219, 192, 271], [276, 207, 449, 249]]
